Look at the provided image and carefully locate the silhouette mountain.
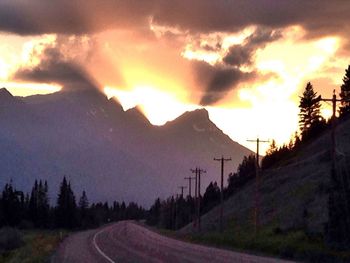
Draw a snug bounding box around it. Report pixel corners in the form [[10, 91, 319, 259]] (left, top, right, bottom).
[[0, 88, 252, 206]]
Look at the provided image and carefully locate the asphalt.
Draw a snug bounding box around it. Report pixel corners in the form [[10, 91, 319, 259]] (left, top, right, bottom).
[[51, 221, 294, 263]]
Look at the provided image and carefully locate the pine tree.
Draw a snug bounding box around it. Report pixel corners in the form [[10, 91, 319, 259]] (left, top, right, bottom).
[[266, 139, 277, 155], [79, 191, 89, 211], [1, 182, 22, 226], [147, 198, 161, 226], [339, 65, 350, 117], [298, 82, 322, 140], [56, 177, 78, 229], [202, 182, 220, 213], [29, 180, 39, 225]]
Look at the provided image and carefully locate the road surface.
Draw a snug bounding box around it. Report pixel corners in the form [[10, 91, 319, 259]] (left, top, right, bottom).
[[52, 221, 294, 263]]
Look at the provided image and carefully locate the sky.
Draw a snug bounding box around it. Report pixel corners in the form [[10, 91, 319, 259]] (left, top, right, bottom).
[[0, 0, 350, 153]]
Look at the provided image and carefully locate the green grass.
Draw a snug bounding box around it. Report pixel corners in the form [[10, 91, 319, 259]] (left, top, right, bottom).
[[0, 230, 67, 263], [178, 221, 350, 262]]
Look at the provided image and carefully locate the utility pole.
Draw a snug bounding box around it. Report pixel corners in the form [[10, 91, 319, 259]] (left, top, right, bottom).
[[191, 167, 206, 232], [178, 186, 187, 198], [247, 138, 269, 236], [214, 156, 232, 232], [320, 90, 350, 245], [191, 168, 198, 230], [320, 90, 342, 182], [184, 176, 195, 197], [184, 176, 195, 223]]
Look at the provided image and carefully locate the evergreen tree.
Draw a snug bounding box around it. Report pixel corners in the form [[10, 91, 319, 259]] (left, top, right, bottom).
[[202, 182, 220, 213], [55, 177, 78, 229], [147, 198, 161, 226], [1, 182, 22, 226], [226, 155, 256, 197], [79, 191, 89, 211], [266, 139, 277, 155], [29, 180, 39, 225], [339, 65, 350, 117], [298, 82, 323, 140], [29, 180, 49, 227]]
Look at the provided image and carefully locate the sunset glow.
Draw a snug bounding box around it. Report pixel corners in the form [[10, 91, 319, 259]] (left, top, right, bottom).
[[0, 2, 349, 153]]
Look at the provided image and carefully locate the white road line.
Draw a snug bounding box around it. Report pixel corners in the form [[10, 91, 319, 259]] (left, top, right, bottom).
[[93, 226, 116, 263]]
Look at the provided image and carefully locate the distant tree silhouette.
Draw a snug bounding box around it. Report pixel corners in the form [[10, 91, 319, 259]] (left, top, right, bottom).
[[79, 190, 89, 212], [226, 155, 256, 197], [202, 182, 220, 214], [78, 190, 89, 227], [0, 178, 145, 230], [146, 198, 161, 226], [0, 182, 23, 226], [29, 180, 49, 228], [55, 177, 78, 229], [298, 82, 324, 141], [339, 65, 350, 117]]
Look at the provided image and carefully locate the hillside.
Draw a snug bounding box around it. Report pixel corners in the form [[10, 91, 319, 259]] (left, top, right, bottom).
[[180, 116, 350, 236]]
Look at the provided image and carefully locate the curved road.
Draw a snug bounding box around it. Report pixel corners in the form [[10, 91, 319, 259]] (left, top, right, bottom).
[[52, 221, 293, 263]]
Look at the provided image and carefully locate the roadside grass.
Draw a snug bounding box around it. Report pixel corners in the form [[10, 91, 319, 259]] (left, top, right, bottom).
[[0, 230, 67, 263], [182, 222, 350, 262]]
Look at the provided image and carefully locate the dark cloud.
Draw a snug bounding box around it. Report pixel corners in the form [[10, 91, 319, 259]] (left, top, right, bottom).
[[193, 61, 255, 105], [14, 47, 99, 92], [223, 28, 282, 67], [0, 0, 154, 35], [152, 1, 350, 38], [193, 27, 281, 105], [0, 0, 349, 41]]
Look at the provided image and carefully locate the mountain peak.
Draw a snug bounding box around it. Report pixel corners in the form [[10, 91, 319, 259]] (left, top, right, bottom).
[[163, 108, 214, 132], [176, 108, 210, 123], [126, 106, 151, 125], [188, 108, 209, 119], [0, 87, 13, 98], [0, 88, 18, 105]]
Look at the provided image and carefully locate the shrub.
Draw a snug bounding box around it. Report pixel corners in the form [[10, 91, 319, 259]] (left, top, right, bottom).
[[0, 227, 23, 251]]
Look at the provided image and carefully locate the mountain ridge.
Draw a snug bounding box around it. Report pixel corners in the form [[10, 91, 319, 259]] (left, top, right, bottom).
[[0, 88, 253, 206]]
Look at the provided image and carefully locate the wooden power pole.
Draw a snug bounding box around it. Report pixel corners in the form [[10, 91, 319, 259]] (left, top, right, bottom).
[[320, 90, 342, 182], [184, 176, 195, 223], [184, 176, 195, 197], [320, 89, 350, 245], [247, 138, 269, 236], [191, 167, 206, 232], [178, 186, 187, 198], [214, 156, 232, 232]]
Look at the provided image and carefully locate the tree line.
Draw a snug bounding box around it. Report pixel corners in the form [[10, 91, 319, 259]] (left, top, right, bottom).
[[262, 65, 350, 169], [146, 65, 350, 240], [146, 155, 256, 230], [0, 177, 145, 229]]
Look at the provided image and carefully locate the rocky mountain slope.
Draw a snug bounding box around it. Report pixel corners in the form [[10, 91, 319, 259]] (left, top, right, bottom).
[[0, 88, 252, 206]]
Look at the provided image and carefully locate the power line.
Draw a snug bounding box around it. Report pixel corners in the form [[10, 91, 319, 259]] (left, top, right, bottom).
[[247, 137, 269, 236], [214, 156, 232, 232]]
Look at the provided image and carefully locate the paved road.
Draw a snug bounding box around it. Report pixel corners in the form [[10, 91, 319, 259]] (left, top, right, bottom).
[[52, 221, 293, 263]]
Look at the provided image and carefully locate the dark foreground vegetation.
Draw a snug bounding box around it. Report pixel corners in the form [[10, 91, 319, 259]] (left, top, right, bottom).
[[0, 177, 145, 260]]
